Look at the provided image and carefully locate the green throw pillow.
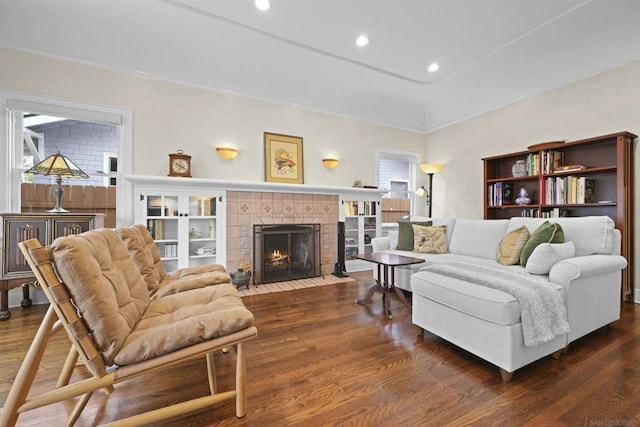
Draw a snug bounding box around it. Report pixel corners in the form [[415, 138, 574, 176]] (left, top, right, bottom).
[[520, 221, 565, 266], [397, 220, 432, 251]]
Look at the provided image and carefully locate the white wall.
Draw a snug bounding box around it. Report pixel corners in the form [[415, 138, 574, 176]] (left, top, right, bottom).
[[0, 47, 425, 309], [0, 48, 424, 189], [424, 59, 640, 301]]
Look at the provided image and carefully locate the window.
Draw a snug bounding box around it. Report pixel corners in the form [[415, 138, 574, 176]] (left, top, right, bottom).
[[1, 91, 133, 226], [376, 149, 421, 224], [103, 152, 118, 186]]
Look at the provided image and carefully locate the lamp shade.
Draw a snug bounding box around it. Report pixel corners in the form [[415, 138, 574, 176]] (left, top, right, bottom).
[[25, 151, 89, 179], [415, 186, 426, 197], [419, 163, 444, 174], [216, 147, 238, 160]]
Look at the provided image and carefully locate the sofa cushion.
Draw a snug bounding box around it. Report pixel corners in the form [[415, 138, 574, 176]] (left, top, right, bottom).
[[520, 221, 565, 266], [525, 242, 575, 275], [448, 219, 510, 260], [508, 216, 614, 257], [411, 270, 522, 326], [496, 225, 530, 265], [388, 230, 399, 250], [412, 225, 448, 254], [397, 220, 432, 250]]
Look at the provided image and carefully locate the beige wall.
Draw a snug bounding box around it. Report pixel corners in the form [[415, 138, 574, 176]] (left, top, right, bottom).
[[0, 47, 424, 188], [2, 47, 638, 300], [424, 59, 640, 300]]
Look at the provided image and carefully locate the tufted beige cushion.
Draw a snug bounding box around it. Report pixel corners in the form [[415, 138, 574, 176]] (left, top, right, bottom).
[[496, 225, 530, 265], [116, 224, 230, 299], [51, 229, 254, 366]]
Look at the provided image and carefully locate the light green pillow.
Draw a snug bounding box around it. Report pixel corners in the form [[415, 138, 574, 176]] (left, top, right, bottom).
[[396, 220, 432, 251], [519, 221, 565, 266], [496, 225, 530, 265]]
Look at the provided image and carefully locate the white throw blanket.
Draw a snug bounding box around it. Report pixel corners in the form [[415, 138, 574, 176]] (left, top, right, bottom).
[[421, 263, 570, 347]]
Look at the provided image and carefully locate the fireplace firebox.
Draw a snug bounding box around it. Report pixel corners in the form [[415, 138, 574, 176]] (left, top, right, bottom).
[[253, 224, 321, 284]]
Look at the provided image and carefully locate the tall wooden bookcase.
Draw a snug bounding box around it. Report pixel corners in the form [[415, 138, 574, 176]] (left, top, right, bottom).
[[483, 131, 636, 302]]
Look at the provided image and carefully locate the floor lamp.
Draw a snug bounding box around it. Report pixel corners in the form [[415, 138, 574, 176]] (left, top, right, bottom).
[[418, 163, 444, 218], [24, 151, 89, 213]]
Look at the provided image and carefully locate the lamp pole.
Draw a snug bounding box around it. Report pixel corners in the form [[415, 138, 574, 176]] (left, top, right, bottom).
[[427, 172, 434, 218]]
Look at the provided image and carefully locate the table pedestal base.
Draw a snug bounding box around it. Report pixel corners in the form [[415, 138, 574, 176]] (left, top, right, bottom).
[[356, 263, 410, 319]]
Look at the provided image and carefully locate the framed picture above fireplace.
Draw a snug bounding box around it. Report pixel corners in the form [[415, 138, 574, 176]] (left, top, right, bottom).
[[264, 132, 304, 184]]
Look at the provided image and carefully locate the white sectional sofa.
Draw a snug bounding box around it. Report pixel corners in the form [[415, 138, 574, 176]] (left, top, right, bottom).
[[370, 216, 627, 381]]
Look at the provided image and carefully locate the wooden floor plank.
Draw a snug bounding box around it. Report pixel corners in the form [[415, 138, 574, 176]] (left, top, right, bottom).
[[1, 271, 638, 426]]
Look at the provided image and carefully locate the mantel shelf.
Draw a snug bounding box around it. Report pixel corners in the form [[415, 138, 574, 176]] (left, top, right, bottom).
[[124, 175, 389, 197]]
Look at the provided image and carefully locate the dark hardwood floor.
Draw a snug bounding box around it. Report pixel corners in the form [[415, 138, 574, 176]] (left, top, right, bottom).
[[1, 271, 638, 426]]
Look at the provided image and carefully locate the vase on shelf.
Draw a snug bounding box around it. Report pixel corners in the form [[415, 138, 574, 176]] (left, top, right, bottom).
[[512, 160, 526, 177], [515, 188, 531, 205]]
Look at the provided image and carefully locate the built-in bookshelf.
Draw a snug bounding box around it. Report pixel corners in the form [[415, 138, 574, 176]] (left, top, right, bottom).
[[483, 131, 636, 302]]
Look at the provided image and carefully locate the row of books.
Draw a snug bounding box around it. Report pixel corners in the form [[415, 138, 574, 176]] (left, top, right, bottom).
[[525, 153, 540, 176], [147, 219, 165, 240], [344, 201, 377, 216], [540, 150, 564, 174], [487, 182, 514, 206], [542, 208, 569, 218], [544, 176, 594, 205], [194, 198, 216, 216], [162, 243, 178, 258], [519, 208, 540, 217]]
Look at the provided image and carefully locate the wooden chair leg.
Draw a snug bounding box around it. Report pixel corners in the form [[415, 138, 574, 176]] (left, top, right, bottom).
[[58, 346, 79, 388], [206, 352, 217, 395], [0, 305, 58, 426], [68, 392, 94, 426], [235, 343, 247, 418]]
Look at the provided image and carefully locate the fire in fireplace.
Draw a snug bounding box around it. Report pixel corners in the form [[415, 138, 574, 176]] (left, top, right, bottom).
[[253, 224, 321, 284]]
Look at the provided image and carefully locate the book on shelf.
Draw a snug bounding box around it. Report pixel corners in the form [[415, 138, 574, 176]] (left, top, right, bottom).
[[502, 183, 513, 205], [553, 164, 586, 173], [578, 177, 595, 203], [542, 150, 565, 174]]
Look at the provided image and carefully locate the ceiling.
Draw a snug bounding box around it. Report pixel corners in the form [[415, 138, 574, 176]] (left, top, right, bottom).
[[1, 0, 639, 132]]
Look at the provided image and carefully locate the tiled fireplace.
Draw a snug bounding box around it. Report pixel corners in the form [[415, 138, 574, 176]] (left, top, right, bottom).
[[225, 191, 339, 283]]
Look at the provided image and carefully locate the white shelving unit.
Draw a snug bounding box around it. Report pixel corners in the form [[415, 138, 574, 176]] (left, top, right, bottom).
[[341, 197, 381, 272], [135, 190, 225, 270]]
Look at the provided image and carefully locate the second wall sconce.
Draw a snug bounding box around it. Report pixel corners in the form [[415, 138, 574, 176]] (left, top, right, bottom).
[[322, 158, 339, 169], [216, 146, 238, 160]]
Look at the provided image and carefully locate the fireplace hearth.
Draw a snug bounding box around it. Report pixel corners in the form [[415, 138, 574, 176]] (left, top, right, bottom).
[[253, 224, 321, 284]]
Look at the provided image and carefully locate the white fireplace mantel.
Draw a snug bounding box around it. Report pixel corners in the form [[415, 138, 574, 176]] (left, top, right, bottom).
[[124, 174, 389, 197]]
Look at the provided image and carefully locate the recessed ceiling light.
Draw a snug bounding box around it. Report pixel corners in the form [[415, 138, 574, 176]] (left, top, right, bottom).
[[356, 35, 369, 47], [255, 0, 270, 11], [428, 62, 440, 73]]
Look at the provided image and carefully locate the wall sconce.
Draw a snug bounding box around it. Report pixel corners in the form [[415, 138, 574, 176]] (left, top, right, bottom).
[[418, 162, 444, 218], [216, 147, 238, 160], [322, 158, 339, 169]]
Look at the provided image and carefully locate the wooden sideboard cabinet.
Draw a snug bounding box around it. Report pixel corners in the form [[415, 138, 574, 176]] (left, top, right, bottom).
[[0, 213, 105, 320]]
